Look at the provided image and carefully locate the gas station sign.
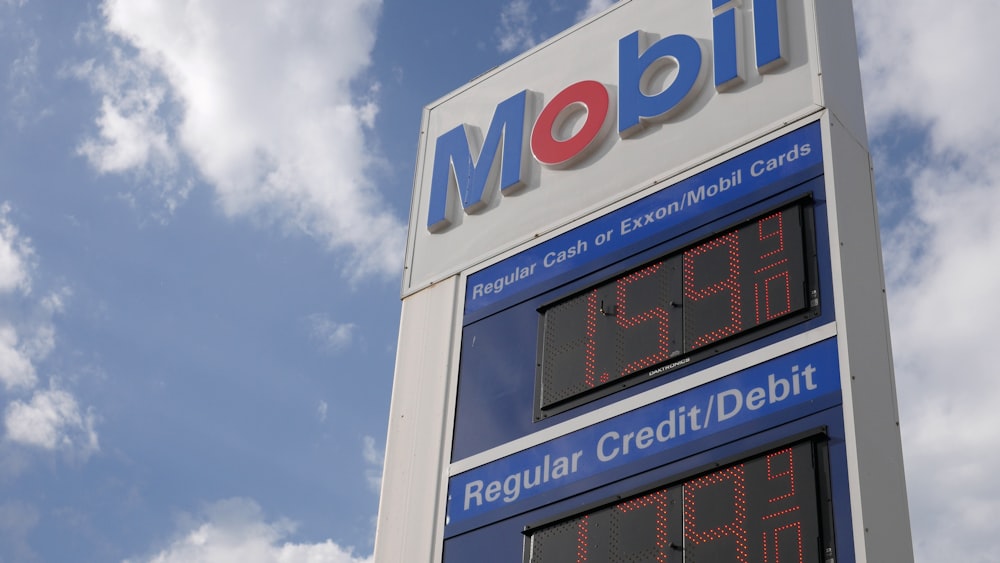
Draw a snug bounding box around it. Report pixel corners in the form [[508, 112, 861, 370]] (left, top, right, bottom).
[[375, 1, 914, 562]]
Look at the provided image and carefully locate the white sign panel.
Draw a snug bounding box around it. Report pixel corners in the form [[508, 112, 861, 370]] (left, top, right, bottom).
[[403, 0, 822, 295]]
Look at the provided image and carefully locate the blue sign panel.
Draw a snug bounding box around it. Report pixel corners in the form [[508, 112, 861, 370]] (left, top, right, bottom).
[[465, 122, 822, 315], [446, 337, 840, 531]]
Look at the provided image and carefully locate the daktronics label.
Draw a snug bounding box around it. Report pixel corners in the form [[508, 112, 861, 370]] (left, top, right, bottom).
[[428, 0, 788, 232]]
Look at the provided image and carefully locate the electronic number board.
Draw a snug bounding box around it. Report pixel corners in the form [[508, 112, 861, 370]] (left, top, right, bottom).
[[524, 439, 831, 563], [443, 122, 855, 562], [537, 202, 816, 419]]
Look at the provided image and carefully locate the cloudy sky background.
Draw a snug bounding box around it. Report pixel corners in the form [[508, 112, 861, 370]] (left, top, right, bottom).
[[0, 0, 996, 561]]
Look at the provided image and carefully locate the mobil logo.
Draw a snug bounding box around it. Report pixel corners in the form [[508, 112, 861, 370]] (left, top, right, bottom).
[[427, 0, 788, 233]]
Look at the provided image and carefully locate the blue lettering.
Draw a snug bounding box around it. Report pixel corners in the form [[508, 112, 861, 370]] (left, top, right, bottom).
[[712, 0, 743, 90], [753, 0, 786, 71], [618, 31, 705, 137], [427, 90, 528, 232], [426, 0, 790, 231]]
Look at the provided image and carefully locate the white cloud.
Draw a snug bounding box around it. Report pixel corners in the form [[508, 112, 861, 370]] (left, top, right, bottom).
[[5, 32, 41, 125], [2, 0, 55, 128], [19, 320, 55, 361], [0, 325, 37, 390], [75, 52, 177, 175], [4, 385, 99, 455], [39, 287, 69, 315], [126, 498, 372, 563], [855, 0, 1000, 560], [497, 0, 538, 54], [495, 0, 619, 54], [362, 436, 383, 493], [0, 202, 33, 294], [857, 0, 1000, 157], [0, 205, 47, 392], [577, 0, 617, 21], [78, 0, 404, 280], [317, 400, 328, 423], [0, 206, 96, 456], [307, 314, 357, 353], [877, 161, 1000, 561]]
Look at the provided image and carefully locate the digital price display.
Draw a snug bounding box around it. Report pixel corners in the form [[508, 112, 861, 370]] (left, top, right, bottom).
[[537, 203, 816, 418], [523, 440, 827, 563]]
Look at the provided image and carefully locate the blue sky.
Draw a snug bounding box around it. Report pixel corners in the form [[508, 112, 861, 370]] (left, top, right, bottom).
[[0, 0, 997, 561]]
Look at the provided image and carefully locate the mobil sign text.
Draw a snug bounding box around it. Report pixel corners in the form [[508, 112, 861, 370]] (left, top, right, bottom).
[[428, 0, 789, 232]]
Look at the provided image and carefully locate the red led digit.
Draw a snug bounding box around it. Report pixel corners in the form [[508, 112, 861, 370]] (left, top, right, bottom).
[[614, 489, 672, 562], [765, 447, 797, 505], [761, 522, 805, 563], [758, 447, 806, 562], [583, 290, 610, 389], [576, 515, 589, 562], [684, 231, 742, 349], [755, 212, 787, 267], [755, 271, 793, 324], [685, 464, 749, 562], [753, 211, 793, 325], [615, 262, 672, 376]]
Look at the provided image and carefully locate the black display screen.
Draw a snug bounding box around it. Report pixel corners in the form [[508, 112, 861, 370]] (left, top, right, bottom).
[[523, 440, 824, 562], [537, 203, 814, 417]]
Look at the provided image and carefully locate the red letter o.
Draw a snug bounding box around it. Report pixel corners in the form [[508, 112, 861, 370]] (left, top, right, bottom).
[[531, 80, 611, 167]]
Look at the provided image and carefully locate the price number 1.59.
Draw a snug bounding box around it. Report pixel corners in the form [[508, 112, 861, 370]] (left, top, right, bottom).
[[538, 203, 812, 414]]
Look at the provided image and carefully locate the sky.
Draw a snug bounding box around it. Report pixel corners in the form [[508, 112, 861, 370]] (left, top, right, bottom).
[[0, 0, 997, 561]]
